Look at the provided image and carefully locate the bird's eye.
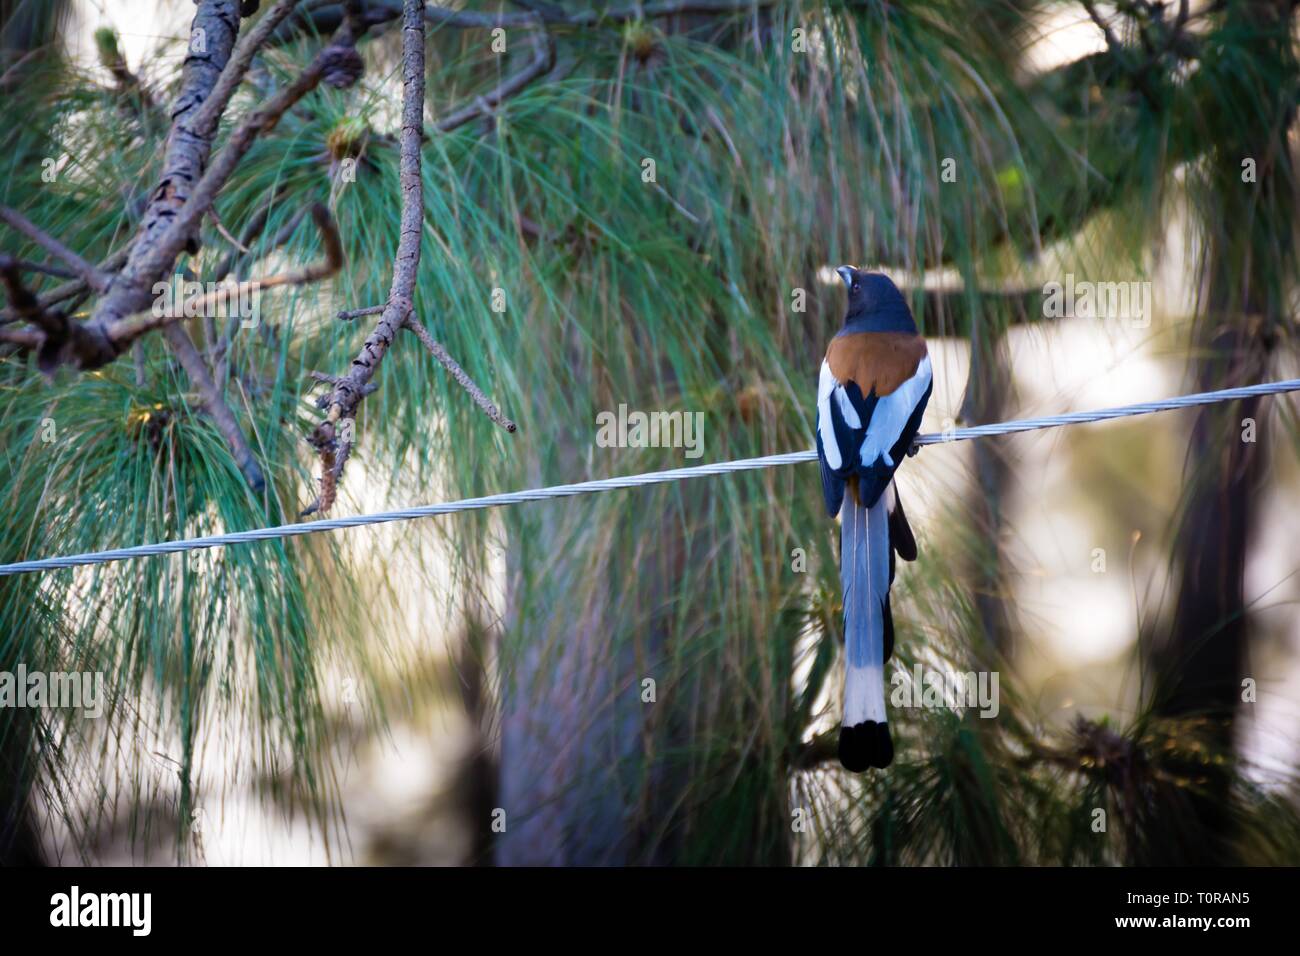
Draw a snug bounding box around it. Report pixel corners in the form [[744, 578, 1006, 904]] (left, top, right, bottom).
[[851, 282, 859, 292]]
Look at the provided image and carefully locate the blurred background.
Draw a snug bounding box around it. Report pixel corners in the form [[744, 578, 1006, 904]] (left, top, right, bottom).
[[1, 0, 1297, 865]]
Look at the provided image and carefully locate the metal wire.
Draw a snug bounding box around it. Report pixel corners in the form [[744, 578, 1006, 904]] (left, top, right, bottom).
[[1, 378, 1296, 578]]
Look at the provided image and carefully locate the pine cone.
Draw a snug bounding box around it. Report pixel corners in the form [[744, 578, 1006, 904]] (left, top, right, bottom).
[[321, 43, 364, 90]]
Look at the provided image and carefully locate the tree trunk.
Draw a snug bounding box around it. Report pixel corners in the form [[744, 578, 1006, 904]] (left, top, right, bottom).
[[496, 443, 653, 865], [1149, 0, 1295, 866]]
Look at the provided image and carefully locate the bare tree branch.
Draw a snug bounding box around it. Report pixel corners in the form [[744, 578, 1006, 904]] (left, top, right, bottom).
[[307, 0, 427, 515], [434, 22, 555, 133], [87, 11, 363, 332], [0, 246, 131, 325], [209, 199, 277, 286], [0, 255, 115, 372], [402, 316, 517, 432], [168, 326, 268, 491], [107, 204, 343, 346], [318, 0, 426, 419], [0, 327, 43, 350], [0, 256, 65, 338], [0, 206, 110, 292], [336, 305, 384, 321], [0, 257, 76, 281]]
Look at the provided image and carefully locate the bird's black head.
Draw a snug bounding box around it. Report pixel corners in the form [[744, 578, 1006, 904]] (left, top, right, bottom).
[[835, 266, 917, 334]]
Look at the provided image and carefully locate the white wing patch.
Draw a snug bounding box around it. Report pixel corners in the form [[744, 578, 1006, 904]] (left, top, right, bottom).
[[816, 360, 844, 470], [819, 354, 930, 474], [858, 354, 931, 468]]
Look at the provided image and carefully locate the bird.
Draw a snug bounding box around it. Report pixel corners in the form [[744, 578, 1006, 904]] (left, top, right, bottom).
[[815, 267, 932, 771]]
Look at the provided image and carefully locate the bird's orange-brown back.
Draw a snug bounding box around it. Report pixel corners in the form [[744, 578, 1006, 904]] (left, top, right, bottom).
[[825, 332, 927, 398]]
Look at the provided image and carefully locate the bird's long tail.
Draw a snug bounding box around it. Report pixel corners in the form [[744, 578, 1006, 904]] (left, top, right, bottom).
[[839, 480, 893, 771]]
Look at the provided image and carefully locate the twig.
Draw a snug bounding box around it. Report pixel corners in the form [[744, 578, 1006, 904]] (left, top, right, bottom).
[[167, 327, 267, 491], [434, 23, 555, 133], [336, 305, 385, 321], [1079, 0, 1161, 108], [0, 256, 64, 338], [0, 245, 133, 325], [402, 316, 517, 432], [0, 206, 110, 292], [209, 208, 251, 254], [212, 203, 309, 381], [0, 48, 43, 90], [0, 326, 43, 349], [208, 192, 295, 285], [0, 255, 115, 372], [107, 204, 343, 345], [1, 257, 77, 281]]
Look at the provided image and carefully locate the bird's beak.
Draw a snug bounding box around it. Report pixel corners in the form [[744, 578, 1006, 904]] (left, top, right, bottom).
[[835, 266, 854, 289]]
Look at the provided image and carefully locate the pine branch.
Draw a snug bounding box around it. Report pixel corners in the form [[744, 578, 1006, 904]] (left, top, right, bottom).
[[402, 316, 517, 432], [434, 21, 555, 134], [306, 0, 427, 515], [107, 204, 343, 345], [0, 206, 109, 292]]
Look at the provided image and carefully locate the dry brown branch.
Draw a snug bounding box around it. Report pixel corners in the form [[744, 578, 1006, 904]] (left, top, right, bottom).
[[212, 204, 310, 381], [0, 258, 77, 281], [0, 257, 62, 337], [168, 326, 268, 491], [107, 204, 343, 345], [86, 10, 364, 334], [208, 192, 299, 285], [434, 22, 555, 133], [0, 327, 43, 349], [209, 210, 251, 254], [0, 246, 131, 325], [402, 316, 516, 432], [336, 305, 385, 321], [0, 206, 110, 293]]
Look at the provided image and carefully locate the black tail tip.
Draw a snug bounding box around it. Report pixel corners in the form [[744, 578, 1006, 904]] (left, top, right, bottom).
[[838, 720, 893, 771]]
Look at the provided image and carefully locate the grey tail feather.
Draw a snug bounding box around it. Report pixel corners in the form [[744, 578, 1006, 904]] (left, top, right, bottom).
[[839, 481, 892, 771]]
